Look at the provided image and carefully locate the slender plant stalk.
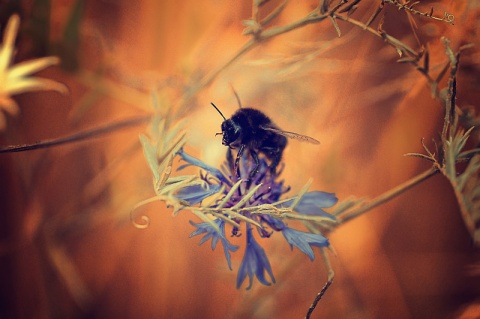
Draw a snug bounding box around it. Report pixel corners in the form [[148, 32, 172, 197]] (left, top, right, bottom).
[[305, 247, 335, 319], [304, 166, 439, 318], [190, 39, 257, 94], [184, 2, 349, 101], [334, 14, 419, 57], [305, 279, 334, 319], [337, 166, 439, 224], [0, 115, 151, 153]]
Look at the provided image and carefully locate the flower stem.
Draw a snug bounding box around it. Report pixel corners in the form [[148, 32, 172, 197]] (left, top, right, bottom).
[[337, 166, 439, 224], [183, 2, 349, 102], [191, 38, 257, 96], [0, 115, 151, 153], [334, 14, 419, 57], [305, 277, 334, 319]]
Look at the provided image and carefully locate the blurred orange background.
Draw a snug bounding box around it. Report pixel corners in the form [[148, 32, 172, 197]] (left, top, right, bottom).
[[1, 1, 479, 318]]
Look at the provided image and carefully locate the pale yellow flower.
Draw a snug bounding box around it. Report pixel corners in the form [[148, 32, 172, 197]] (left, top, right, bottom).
[[0, 14, 67, 131]]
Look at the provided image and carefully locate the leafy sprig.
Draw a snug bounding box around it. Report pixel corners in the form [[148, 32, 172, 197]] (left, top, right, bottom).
[[406, 39, 480, 245]]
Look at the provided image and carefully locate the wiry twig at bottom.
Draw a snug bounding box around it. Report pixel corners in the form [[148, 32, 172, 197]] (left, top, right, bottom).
[[305, 279, 334, 319], [305, 247, 334, 319]]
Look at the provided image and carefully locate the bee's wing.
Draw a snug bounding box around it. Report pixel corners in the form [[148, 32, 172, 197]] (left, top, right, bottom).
[[261, 126, 320, 144]]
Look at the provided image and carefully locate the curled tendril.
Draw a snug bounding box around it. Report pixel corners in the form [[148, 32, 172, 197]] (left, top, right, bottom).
[[130, 196, 158, 229], [443, 12, 455, 24], [132, 215, 151, 229]]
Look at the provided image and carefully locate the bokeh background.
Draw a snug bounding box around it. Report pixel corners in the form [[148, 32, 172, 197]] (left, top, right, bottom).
[[1, 0, 480, 318]]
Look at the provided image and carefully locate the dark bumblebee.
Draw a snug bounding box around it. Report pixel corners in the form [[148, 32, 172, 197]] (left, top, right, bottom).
[[211, 102, 319, 179]]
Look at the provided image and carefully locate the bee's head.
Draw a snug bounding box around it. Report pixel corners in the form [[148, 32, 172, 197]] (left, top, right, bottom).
[[221, 119, 240, 146], [212, 102, 241, 147]]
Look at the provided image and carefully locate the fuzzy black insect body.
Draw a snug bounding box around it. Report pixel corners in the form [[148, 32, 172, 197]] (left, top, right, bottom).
[[211, 102, 319, 179]]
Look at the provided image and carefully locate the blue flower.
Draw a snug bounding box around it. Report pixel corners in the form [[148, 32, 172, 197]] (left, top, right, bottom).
[[176, 184, 222, 205], [177, 148, 228, 184], [282, 227, 329, 261], [189, 219, 239, 270], [283, 191, 337, 220], [177, 148, 336, 289], [236, 226, 275, 290]]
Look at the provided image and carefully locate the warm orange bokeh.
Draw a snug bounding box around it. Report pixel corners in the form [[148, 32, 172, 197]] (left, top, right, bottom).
[[1, 1, 479, 318]]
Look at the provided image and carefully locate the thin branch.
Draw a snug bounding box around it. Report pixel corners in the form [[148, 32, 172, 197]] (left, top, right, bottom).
[[337, 166, 439, 224], [0, 115, 151, 153], [183, 38, 257, 100], [385, 0, 455, 25], [334, 14, 419, 57], [305, 280, 333, 319], [304, 247, 335, 318], [260, 0, 288, 26], [458, 148, 480, 160], [185, 1, 350, 101]]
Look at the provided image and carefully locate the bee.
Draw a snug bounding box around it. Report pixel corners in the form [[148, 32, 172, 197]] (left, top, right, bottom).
[[211, 101, 320, 179]]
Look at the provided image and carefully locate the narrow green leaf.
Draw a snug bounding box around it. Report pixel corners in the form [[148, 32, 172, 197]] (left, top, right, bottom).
[[435, 61, 451, 84], [217, 180, 243, 209], [397, 57, 417, 63], [289, 178, 312, 211], [190, 210, 221, 236], [210, 211, 241, 229], [29, 0, 51, 56], [139, 134, 160, 183], [230, 183, 263, 210], [223, 210, 262, 228], [329, 16, 341, 37], [155, 154, 174, 193], [404, 152, 436, 162], [58, 0, 85, 71], [202, 185, 226, 208], [260, 0, 288, 27], [282, 212, 336, 223], [423, 47, 430, 72]]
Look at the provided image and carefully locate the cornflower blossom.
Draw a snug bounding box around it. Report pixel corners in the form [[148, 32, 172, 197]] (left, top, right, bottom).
[[176, 148, 337, 289], [0, 15, 67, 131]]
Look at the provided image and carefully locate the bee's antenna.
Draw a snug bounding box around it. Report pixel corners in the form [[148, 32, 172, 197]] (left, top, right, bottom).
[[211, 102, 227, 121], [229, 84, 242, 109]]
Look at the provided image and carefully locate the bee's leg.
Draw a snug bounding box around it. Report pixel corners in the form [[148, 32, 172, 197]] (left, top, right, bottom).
[[226, 148, 235, 171], [260, 147, 281, 175], [249, 149, 260, 179], [269, 150, 281, 175], [235, 144, 246, 177]]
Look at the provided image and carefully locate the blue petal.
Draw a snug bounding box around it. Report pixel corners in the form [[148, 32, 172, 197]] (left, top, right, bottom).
[[236, 227, 276, 290], [177, 149, 228, 183], [283, 191, 337, 220], [282, 227, 329, 261], [189, 220, 239, 270], [261, 215, 286, 231], [176, 184, 222, 205]]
